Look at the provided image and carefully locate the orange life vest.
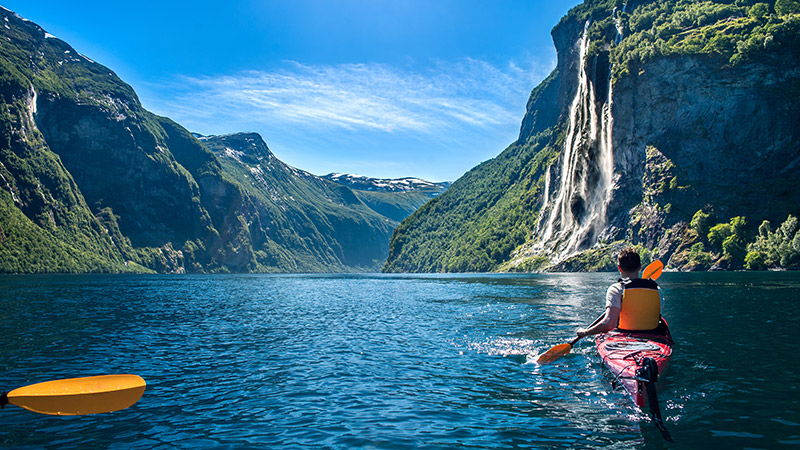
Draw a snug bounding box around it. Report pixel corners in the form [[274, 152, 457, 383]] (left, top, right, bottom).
[[618, 278, 661, 331]]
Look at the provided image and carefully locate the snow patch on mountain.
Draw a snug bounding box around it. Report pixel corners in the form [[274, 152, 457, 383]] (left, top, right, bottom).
[[324, 173, 450, 193]]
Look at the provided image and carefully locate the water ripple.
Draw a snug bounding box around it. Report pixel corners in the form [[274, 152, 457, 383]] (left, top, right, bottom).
[[0, 272, 799, 448]]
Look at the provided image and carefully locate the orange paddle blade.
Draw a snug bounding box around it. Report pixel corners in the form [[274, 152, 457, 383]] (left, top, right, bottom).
[[536, 343, 573, 364], [7, 374, 146, 416], [643, 260, 664, 280]]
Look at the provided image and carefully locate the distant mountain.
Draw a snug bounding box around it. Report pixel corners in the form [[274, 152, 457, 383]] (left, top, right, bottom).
[[322, 173, 449, 222], [200, 133, 397, 271], [0, 7, 398, 273], [323, 173, 449, 193]]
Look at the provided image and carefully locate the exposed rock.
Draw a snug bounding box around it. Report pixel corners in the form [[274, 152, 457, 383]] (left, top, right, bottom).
[[384, 1, 800, 273], [0, 7, 402, 273]]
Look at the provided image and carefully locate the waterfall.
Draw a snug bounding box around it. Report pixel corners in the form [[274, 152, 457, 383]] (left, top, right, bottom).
[[614, 3, 627, 45], [534, 20, 618, 262]]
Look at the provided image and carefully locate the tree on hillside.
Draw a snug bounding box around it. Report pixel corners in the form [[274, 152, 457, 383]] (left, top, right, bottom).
[[776, 0, 800, 15], [745, 215, 800, 269]]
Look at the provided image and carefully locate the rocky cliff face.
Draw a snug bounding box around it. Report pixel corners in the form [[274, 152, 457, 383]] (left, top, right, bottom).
[[0, 8, 131, 272], [34, 95, 212, 249], [614, 56, 800, 238], [384, 0, 800, 273], [532, 3, 800, 269], [0, 7, 397, 273]]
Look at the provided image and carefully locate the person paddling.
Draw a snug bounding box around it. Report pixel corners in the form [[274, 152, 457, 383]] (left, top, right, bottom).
[[576, 247, 665, 338]]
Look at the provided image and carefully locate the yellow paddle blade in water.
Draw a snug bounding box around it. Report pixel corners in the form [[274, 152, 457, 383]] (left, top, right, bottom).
[[6, 374, 146, 415], [536, 343, 573, 364]]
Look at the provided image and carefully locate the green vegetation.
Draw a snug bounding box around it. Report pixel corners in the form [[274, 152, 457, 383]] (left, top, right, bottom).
[[676, 209, 800, 270], [506, 254, 552, 272], [681, 210, 748, 268], [690, 208, 713, 237], [3, 3, 797, 274], [384, 1, 800, 273], [384, 126, 561, 273], [527, 241, 659, 273], [202, 133, 396, 272], [382, 65, 567, 273], [552, 243, 619, 272], [0, 9, 399, 273], [567, 0, 800, 78], [0, 23, 135, 273], [385, 0, 800, 274], [688, 242, 714, 266], [713, 216, 748, 262], [0, 191, 123, 273], [745, 215, 800, 269]]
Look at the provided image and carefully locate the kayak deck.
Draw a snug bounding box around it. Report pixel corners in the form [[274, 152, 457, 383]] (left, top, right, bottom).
[[595, 324, 673, 408]]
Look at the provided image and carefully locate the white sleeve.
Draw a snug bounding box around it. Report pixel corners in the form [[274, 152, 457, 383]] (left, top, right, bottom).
[[605, 283, 623, 309]]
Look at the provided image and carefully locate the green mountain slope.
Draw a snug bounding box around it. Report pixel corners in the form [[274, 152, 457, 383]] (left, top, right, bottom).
[[0, 8, 395, 273], [384, 0, 800, 273], [201, 133, 396, 271], [383, 73, 562, 273], [0, 7, 137, 272]]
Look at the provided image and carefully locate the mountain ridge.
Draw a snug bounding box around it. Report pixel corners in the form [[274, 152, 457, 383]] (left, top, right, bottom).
[[322, 173, 449, 223], [323, 173, 450, 192], [384, 0, 800, 273], [0, 8, 435, 273]]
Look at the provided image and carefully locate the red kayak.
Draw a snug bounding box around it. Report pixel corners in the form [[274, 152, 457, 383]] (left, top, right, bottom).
[[595, 319, 673, 441]]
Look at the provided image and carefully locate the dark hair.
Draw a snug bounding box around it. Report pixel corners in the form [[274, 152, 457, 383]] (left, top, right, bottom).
[[618, 247, 642, 272]]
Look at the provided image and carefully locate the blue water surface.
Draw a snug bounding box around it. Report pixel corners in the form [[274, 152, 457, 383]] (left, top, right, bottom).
[[0, 272, 798, 449]]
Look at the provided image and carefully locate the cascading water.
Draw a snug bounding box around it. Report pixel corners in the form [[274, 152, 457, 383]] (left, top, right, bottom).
[[533, 19, 619, 262]]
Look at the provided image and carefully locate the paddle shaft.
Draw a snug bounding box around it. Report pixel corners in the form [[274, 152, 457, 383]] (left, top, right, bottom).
[[537, 260, 664, 365], [569, 312, 606, 346]]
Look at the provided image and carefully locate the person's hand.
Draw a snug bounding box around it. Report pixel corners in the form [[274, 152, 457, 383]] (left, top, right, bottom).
[[576, 328, 589, 338]]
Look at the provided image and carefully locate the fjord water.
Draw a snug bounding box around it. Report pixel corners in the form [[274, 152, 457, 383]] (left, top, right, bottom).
[[1, 272, 798, 449]]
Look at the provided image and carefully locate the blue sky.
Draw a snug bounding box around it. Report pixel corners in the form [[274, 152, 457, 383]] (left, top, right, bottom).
[[5, 1, 580, 181]]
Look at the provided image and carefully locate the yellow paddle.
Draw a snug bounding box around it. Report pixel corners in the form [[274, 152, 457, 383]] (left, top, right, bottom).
[[536, 260, 664, 364], [0, 374, 146, 415]]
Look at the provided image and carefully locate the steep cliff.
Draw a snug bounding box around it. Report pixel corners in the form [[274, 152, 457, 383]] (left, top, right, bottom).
[[201, 133, 396, 271], [0, 8, 396, 273], [384, 0, 800, 273], [0, 7, 134, 272], [383, 72, 562, 272]]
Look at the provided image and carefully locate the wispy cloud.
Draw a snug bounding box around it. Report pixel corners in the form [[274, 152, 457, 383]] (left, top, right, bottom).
[[137, 57, 554, 180], [147, 58, 550, 137]]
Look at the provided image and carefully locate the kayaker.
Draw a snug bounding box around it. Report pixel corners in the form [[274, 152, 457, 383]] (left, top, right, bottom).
[[575, 247, 664, 338]]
